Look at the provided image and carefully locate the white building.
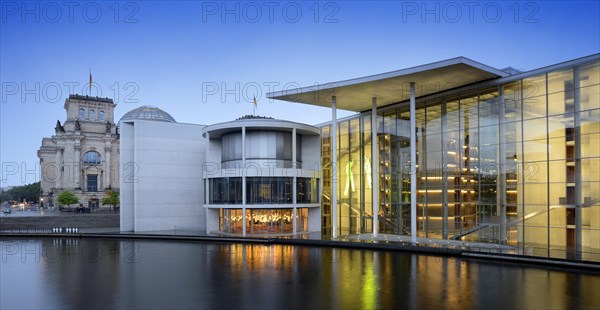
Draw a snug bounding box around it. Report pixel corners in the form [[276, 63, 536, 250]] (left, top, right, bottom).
[[119, 112, 322, 236], [38, 95, 119, 209]]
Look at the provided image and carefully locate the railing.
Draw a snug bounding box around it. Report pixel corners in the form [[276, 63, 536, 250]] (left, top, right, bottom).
[[0, 227, 82, 234]]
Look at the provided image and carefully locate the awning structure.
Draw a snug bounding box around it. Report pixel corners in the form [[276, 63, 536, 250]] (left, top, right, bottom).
[[267, 57, 508, 111]]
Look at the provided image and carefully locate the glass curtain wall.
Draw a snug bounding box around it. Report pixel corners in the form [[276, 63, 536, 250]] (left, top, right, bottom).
[[321, 125, 332, 238], [220, 208, 309, 235], [578, 61, 600, 261], [221, 131, 302, 168], [337, 119, 364, 236], [379, 110, 411, 235], [320, 60, 599, 260]]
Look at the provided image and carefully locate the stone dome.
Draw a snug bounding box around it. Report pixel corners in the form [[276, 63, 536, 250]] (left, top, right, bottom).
[[119, 106, 176, 123]]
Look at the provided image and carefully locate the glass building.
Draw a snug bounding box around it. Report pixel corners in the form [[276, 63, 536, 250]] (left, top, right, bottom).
[[269, 55, 599, 260], [203, 116, 322, 236]]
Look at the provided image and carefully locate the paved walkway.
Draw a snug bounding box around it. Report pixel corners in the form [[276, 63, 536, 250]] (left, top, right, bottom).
[[345, 233, 515, 250]]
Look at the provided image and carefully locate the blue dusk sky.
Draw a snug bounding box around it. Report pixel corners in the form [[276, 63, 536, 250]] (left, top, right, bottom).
[[1, 1, 599, 186]]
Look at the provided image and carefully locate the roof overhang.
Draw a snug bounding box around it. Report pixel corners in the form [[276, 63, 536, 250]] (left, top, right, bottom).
[[267, 57, 508, 112], [202, 118, 321, 138]]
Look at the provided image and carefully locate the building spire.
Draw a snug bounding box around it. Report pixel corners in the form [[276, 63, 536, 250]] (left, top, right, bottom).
[[89, 68, 92, 95]]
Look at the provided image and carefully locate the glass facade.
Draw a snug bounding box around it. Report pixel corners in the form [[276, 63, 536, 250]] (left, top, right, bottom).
[[220, 208, 309, 235], [246, 177, 293, 204], [321, 60, 600, 260], [209, 177, 319, 204], [221, 131, 302, 169], [205, 119, 321, 237], [296, 177, 319, 203], [209, 177, 242, 204]]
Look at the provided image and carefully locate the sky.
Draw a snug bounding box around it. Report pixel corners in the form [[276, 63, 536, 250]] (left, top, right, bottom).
[[1, 0, 599, 187]]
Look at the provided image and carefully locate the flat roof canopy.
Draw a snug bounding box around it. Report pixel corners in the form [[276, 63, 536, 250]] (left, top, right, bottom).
[[267, 57, 508, 112]]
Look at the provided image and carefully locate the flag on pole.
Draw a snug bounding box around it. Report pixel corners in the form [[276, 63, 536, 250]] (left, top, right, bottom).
[[253, 96, 257, 115], [89, 69, 93, 95]]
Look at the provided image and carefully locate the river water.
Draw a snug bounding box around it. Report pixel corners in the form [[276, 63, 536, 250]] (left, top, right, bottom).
[[0, 238, 598, 309]]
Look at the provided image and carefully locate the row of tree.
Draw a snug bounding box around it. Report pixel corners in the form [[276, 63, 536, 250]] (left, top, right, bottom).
[[0, 182, 41, 204], [58, 190, 120, 213]]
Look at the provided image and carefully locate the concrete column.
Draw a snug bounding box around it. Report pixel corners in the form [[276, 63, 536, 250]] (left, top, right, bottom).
[[55, 148, 62, 189], [205, 132, 210, 234], [242, 126, 247, 237], [104, 146, 112, 190], [292, 127, 297, 235], [331, 96, 338, 239], [203, 132, 210, 206], [574, 66, 582, 256], [498, 85, 507, 244], [441, 99, 448, 239], [74, 145, 81, 188], [410, 82, 417, 243], [372, 97, 379, 238]]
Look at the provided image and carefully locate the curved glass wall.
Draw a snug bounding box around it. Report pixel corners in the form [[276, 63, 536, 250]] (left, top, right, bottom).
[[246, 177, 293, 204], [220, 208, 309, 235], [221, 131, 302, 168], [209, 177, 319, 204], [222, 133, 243, 164], [209, 177, 242, 204]]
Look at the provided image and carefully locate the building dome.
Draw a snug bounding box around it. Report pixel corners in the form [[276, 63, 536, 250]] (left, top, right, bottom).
[[119, 106, 176, 123]]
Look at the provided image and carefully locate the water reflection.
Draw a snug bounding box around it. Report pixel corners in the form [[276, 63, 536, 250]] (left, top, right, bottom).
[[1, 238, 598, 309]]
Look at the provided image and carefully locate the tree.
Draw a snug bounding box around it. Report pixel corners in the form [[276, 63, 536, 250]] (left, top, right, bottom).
[[101, 190, 120, 213], [58, 191, 78, 212], [0, 182, 41, 204]]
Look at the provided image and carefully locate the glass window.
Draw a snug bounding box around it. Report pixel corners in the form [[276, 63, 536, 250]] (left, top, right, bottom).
[[296, 133, 302, 165], [503, 82, 522, 123], [79, 108, 85, 118], [478, 89, 499, 127], [580, 61, 600, 111], [297, 177, 319, 203], [246, 177, 293, 204], [89, 109, 95, 120], [522, 75, 547, 120], [87, 175, 98, 192], [547, 68, 574, 116], [209, 177, 242, 204], [99, 110, 105, 121], [242, 131, 294, 167], [83, 151, 101, 164], [222, 132, 243, 163]]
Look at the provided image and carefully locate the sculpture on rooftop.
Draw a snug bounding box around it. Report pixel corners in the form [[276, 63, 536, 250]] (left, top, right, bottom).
[[55, 120, 65, 133]]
